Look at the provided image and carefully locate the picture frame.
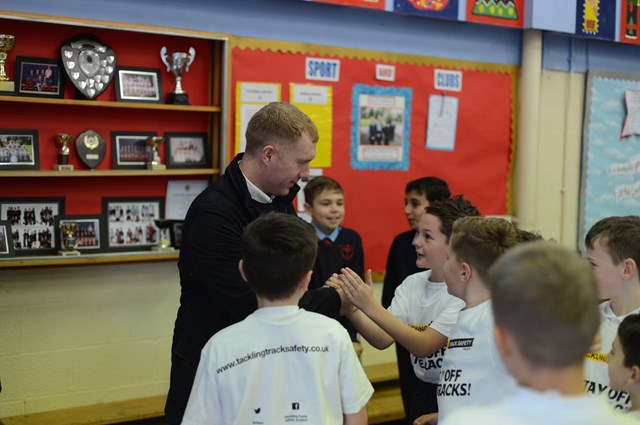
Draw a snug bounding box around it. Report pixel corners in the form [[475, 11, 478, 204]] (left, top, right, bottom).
[[114, 67, 163, 104], [15, 56, 65, 98], [170, 220, 183, 249], [0, 129, 39, 170], [111, 131, 156, 169], [54, 215, 104, 254], [102, 197, 164, 252], [0, 220, 16, 259], [164, 132, 210, 169], [0, 197, 65, 256]]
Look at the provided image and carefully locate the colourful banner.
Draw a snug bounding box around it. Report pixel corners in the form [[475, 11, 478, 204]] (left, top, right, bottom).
[[466, 0, 524, 28], [576, 0, 616, 41], [620, 0, 640, 44], [394, 0, 459, 20], [312, 0, 385, 9]]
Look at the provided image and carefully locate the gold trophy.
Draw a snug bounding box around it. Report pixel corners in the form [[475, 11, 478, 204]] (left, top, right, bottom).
[[160, 46, 195, 105], [146, 136, 165, 170], [0, 34, 16, 93], [54, 133, 74, 171], [59, 222, 81, 256]]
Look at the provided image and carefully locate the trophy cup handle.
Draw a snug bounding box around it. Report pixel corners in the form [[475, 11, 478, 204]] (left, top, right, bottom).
[[186, 47, 196, 72], [160, 46, 170, 71]]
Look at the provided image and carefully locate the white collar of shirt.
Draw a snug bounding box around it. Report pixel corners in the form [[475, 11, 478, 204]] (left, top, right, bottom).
[[243, 172, 274, 204], [312, 223, 341, 242]]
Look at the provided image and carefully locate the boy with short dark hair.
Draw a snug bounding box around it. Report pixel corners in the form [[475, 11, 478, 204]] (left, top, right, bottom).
[[584, 215, 640, 410], [336, 195, 477, 423], [303, 175, 365, 356], [382, 177, 450, 417], [608, 313, 640, 419], [182, 213, 373, 425], [441, 242, 636, 425]]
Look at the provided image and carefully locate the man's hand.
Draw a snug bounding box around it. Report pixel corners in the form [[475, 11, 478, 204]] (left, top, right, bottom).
[[414, 412, 438, 425], [324, 274, 357, 316]]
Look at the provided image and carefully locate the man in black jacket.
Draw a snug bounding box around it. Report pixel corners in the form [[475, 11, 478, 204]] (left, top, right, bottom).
[[165, 102, 343, 424]]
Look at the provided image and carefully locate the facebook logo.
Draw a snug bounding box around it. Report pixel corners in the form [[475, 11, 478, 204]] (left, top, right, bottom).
[[292, 402, 300, 410]]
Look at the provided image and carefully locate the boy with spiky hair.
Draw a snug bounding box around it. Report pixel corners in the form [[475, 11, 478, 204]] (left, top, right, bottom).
[[334, 195, 477, 422], [584, 215, 640, 410], [608, 313, 640, 418], [441, 242, 636, 425], [303, 175, 364, 356], [182, 213, 373, 425]]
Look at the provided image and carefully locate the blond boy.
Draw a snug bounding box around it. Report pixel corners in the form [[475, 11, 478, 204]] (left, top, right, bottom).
[[608, 313, 640, 419]]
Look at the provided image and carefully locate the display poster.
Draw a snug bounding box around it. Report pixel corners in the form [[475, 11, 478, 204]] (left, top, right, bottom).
[[165, 180, 208, 220], [426, 94, 458, 151], [621, 90, 640, 138], [351, 84, 412, 171], [466, 0, 524, 28], [312, 0, 385, 10], [394, 0, 459, 20], [580, 71, 640, 251], [235, 82, 281, 154], [620, 0, 640, 44], [290, 83, 333, 167], [575, 0, 616, 41]]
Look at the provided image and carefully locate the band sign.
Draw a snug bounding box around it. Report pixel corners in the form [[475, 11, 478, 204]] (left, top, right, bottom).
[[376, 64, 396, 82], [434, 69, 462, 92], [306, 57, 340, 82]]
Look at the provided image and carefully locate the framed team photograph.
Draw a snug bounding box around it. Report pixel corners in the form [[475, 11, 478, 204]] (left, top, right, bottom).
[[0, 197, 65, 256], [0, 220, 16, 258], [15, 56, 65, 98], [164, 132, 210, 169], [114, 67, 163, 104], [111, 131, 156, 169], [170, 220, 183, 249], [54, 215, 103, 254], [102, 197, 164, 252], [0, 129, 39, 170]]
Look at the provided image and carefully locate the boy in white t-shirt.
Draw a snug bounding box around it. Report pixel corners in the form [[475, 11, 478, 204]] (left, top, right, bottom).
[[608, 313, 640, 419], [334, 195, 478, 423], [182, 213, 373, 425], [441, 242, 637, 425], [414, 217, 522, 424], [584, 215, 640, 410]]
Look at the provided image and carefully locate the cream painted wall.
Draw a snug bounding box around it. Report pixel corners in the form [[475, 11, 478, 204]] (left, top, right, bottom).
[[0, 262, 394, 417]]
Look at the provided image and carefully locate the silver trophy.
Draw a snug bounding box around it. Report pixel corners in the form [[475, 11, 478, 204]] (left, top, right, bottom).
[[160, 46, 195, 105], [59, 222, 81, 256], [0, 34, 16, 93], [152, 219, 175, 251]]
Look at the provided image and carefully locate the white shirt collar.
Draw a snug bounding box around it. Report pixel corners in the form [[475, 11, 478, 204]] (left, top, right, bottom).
[[243, 172, 274, 204]]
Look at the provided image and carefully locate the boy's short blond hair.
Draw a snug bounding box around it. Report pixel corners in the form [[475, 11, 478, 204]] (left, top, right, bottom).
[[488, 242, 600, 368], [245, 102, 319, 156], [449, 216, 520, 282], [585, 215, 640, 266], [303, 176, 343, 206]]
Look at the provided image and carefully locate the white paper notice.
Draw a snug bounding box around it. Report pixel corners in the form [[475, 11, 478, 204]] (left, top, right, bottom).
[[236, 82, 280, 154], [165, 180, 209, 220], [621, 90, 640, 138], [426, 95, 458, 151]]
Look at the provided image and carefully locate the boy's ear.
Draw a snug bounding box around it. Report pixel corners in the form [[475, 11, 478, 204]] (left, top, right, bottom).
[[303, 202, 312, 214], [630, 365, 640, 385], [622, 258, 638, 281], [238, 259, 248, 283], [461, 262, 472, 283], [299, 270, 312, 291]]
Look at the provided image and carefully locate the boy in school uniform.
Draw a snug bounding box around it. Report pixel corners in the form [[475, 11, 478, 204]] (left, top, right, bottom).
[[584, 215, 640, 410], [181, 213, 373, 425], [608, 313, 640, 419], [303, 175, 364, 356], [382, 177, 451, 416], [335, 195, 478, 423], [441, 242, 637, 425], [415, 216, 521, 425]]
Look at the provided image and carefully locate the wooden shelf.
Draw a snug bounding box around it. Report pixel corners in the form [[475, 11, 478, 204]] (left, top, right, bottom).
[[0, 95, 221, 112], [1, 168, 220, 177], [0, 250, 179, 269]]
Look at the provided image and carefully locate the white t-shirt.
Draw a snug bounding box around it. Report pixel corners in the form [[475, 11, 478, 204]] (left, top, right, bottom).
[[182, 306, 373, 425], [388, 270, 465, 383], [584, 301, 640, 411], [440, 386, 639, 425], [437, 300, 517, 422]]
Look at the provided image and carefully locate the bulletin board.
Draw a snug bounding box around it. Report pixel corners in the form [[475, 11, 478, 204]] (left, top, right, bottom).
[[231, 37, 517, 273], [579, 70, 640, 252]]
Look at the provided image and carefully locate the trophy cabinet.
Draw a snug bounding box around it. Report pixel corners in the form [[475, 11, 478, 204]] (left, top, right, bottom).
[[0, 11, 229, 268]]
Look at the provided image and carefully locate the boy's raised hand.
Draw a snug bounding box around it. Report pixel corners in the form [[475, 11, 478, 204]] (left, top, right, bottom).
[[338, 268, 376, 313], [324, 274, 357, 316]]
